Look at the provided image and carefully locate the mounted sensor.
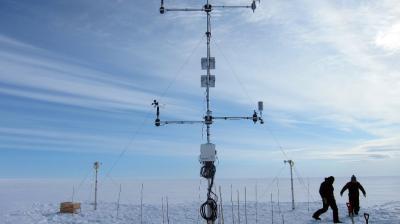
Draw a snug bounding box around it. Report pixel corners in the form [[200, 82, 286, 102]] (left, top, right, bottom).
[[201, 57, 215, 70]]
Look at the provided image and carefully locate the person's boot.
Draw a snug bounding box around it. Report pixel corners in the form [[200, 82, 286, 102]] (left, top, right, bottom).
[[334, 221, 343, 223], [312, 214, 321, 220]]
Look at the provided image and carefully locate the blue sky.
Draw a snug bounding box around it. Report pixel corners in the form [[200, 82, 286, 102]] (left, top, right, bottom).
[[0, 0, 399, 179]]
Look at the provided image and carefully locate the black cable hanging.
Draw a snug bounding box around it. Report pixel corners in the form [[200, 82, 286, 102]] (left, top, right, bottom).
[[200, 162, 218, 221]]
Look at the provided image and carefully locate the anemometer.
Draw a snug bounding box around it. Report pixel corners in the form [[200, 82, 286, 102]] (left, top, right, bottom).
[[153, 1, 262, 223]]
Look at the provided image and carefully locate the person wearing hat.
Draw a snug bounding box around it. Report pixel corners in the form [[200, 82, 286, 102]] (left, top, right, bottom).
[[340, 175, 366, 215], [313, 176, 342, 223]]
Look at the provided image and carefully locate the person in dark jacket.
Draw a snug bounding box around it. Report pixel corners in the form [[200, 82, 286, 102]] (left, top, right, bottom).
[[312, 176, 342, 223], [340, 175, 366, 215]]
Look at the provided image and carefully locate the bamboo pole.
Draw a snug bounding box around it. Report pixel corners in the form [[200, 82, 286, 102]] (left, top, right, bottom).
[[277, 180, 281, 214], [116, 184, 122, 218], [231, 184, 235, 224], [197, 180, 201, 224], [237, 190, 240, 224], [162, 197, 165, 224], [270, 193, 274, 224], [218, 186, 224, 224], [255, 184, 258, 224], [166, 196, 170, 224], [244, 187, 247, 224], [307, 178, 310, 212], [140, 183, 143, 224]]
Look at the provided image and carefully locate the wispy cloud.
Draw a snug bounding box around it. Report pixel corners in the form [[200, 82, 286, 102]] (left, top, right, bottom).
[[0, 34, 198, 117], [1, 0, 399, 177], [317, 137, 400, 161], [209, 0, 400, 139]]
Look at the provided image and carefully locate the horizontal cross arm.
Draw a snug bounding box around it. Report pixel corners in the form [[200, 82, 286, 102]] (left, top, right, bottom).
[[159, 120, 204, 125], [213, 5, 251, 9], [165, 8, 204, 12], [213, 116, 253, 120]]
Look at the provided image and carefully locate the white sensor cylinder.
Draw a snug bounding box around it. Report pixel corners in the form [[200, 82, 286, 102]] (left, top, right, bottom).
[[199, 143, 216, 163]]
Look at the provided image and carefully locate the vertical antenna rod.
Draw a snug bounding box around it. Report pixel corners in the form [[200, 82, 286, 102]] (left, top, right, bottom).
[[156, 1, 262, 223]]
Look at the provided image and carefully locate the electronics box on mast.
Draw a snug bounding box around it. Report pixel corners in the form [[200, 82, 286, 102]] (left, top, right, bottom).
[[199, 143, 216, 163]]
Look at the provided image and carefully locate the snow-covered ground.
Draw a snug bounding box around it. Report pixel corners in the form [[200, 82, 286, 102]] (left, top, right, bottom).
[[1, 177, 399, 223], [2, 201, 400, 224]]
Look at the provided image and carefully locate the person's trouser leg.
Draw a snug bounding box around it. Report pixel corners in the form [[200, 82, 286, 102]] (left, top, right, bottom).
[[352, 197, 360, 215], [329, 199, 339, 222], [313, 200, 329, 219]]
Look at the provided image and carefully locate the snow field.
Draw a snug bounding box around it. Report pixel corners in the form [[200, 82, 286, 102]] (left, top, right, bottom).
[[2, 201, 399, 224]]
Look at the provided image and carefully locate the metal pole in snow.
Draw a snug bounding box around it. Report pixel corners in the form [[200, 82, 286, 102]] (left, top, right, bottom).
[[284, 160, 295, 210], [94, 161, 100, 211]]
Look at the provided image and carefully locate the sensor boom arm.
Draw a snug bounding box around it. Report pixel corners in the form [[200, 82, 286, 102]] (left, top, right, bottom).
[[160, 0, 260, 14], [153, 99, 264, 126]]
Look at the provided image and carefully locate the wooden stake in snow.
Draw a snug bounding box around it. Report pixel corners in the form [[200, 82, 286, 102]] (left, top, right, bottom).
[[244, 187, 247, 224], [237, 190, 241, 224], [270, 193, 274, 224], [197, 180, 201, 224], [219, 185, 224, 224], [307, 178, 310, 212], [281, 214, 285, 224], [116, 184, 122, 218], [231, 184, 235, 224], [162, 197, 165, 224], [255, 183, 258, 224], [277, 180, 281, 214], [140, 183, 144, 224], [166, 196, 170, 224], [93, 161, 100, 210]]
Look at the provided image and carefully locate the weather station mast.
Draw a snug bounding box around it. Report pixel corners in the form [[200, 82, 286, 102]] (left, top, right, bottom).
[[153, 1, 262, 223]]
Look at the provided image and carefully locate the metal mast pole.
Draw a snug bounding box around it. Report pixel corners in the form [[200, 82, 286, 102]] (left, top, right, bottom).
[[94, 161, 100, 210], [206, 0, 211, 144], [156, 1, 262, 224], [206, 4, 213, 222], [284, 160, 295, 210]]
